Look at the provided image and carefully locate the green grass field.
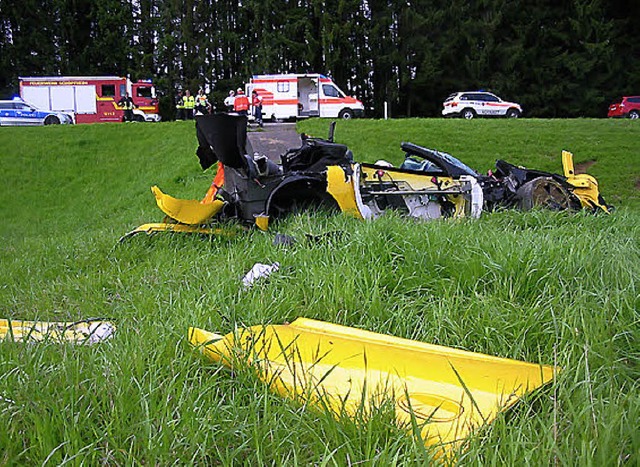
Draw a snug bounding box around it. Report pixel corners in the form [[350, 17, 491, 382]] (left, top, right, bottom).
[[0, 119, 638, 465]]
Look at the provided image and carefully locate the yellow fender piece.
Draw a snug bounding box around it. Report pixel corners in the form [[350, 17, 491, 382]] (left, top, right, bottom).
[[189, 318, 558, 457], [561, 151, 609, 213], [152, 186, 225, 225], [0, 319, 115, 344], [326, 165, 364, 219], [119, 222, 239, 241]]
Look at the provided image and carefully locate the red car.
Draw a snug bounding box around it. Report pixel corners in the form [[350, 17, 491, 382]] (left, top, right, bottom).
[[607, 96, 640, 119]]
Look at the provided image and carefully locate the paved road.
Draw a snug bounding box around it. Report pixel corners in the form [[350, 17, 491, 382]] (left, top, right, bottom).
[[246, 123, 302, 163]]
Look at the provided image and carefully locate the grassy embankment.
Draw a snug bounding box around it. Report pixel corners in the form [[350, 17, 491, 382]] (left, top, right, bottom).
[[0, 119, 638, 464]]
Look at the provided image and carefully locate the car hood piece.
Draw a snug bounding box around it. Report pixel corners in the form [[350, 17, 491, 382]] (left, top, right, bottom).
[[189, 318, 558, 458], [195, 114, 248, 170], [1, 319, 115, 344]]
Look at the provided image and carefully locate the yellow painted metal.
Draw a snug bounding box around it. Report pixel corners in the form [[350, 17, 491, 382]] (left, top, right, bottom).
[[0, 319, 115, 344], [561, 151, 610, 213], [358, 165, 471, 218], [359, 165, 454, 190], [121, 222, 237, 239], [561, 150, 576, 179], [189, 318, 558, 457], [254, 214, 270, 231], [152, 186, 225, 225], [326, 166, 364, 219]]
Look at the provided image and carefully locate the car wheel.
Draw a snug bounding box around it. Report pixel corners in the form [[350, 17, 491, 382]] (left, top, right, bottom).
[[515, 176, 580, 211], [506, 108, 521, 118], [629, 110, 639, 119], [44, 115, 60, 125], [134, 114, 145, 122], [461, 108, 475, 119], [338, 109, 354, 120]]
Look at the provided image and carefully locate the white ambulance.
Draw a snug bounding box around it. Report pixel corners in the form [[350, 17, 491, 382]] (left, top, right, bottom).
[[246, 74, 364, 121]]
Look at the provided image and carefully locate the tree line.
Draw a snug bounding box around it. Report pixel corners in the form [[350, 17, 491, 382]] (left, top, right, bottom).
[[1, 0, 638, 118]]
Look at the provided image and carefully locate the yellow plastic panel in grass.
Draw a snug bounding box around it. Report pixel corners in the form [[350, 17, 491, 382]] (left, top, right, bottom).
[[0, 319, 115, 344], [189, 318, 557, 457], [152, 186, 224, 225]]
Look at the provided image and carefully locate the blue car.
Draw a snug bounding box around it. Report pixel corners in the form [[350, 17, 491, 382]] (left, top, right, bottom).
[[0, 98, 74, 126]]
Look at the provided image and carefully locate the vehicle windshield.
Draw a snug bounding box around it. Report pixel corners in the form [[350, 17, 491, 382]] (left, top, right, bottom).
[[136, 86, 153, 98], [433, 149, 477, 176], [18, 101, 37, 110], [323, 84, 345, 98]]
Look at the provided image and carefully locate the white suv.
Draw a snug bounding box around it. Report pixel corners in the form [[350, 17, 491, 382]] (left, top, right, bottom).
[[442, 92, 522, 119]]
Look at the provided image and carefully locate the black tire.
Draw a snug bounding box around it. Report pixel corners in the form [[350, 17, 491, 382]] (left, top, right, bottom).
[[134, 114, 145, 122], [44, 115, 60, 125], [268, 180, 340, 219], [461, 108, 475, 119], [629, 110, 639, 120], [506, 108, 521, 118], [515, 176, 581, 211], [338, 108, 354, 120]]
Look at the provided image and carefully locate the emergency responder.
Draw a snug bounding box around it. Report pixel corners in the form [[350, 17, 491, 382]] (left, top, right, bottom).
[[233, 88, 249, 115], [183, 89, 195, 119], [175, 90, 185, 120], [195, 88, 210, 115], [118, 92, 136, 122], [224, 90, 235, 112], [252, 90, 263, 127]]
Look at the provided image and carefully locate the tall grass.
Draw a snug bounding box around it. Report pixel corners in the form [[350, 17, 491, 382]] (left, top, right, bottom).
[[0, 119, 638, 464]]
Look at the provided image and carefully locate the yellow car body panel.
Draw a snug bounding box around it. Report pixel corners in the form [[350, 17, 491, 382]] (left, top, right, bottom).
[[327, 164, 480, 221], [326, 165, 364, 219], [0, 319, 115, 344], [189, 318, 557, 457], [561, 151, 609, 212], [119, 222, 238, 241], [152, 185, 225, 225]]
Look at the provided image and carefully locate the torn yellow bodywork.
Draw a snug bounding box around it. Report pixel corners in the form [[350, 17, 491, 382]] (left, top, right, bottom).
[[189, 318, 557, 457], [254, 214, 270, 231], [326, 165, 364, 219], [561, 151, 609, 212], [359, 165, 471, 218], [119, 222, 239, 241], [0, 319, 115, 344], [152, 185, 225, 225], [327, 164, 479, 221]]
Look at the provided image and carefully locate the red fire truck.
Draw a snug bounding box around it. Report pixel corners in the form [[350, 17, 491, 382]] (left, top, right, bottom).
[[19, 76, 161, 124]]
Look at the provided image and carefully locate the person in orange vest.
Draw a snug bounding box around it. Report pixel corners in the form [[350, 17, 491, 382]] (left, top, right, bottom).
[[233, 88, 249, 115]]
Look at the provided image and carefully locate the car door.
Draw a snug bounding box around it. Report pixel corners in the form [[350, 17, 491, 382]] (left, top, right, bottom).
[[0, 102, 16, 125], [482, 94, 503, 116], [97, 83, 121, 122], [463, 93, 482, 115], [15, 103, 43, 125], [320, 83, 345, 118], [471, 93, 489, 116]]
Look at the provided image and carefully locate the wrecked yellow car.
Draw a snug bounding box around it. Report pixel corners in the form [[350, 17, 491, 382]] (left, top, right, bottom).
[[125, 114, 609, 237]]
